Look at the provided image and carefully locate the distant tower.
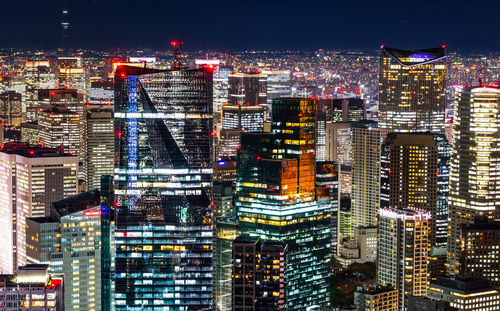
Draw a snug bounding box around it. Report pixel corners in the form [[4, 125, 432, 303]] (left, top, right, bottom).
[[61, 7, 70, 56], [170, 40, 184, 69]]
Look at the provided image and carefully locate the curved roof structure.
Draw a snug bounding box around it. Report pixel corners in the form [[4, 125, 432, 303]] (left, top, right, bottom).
[[383, 46, 446, 66]]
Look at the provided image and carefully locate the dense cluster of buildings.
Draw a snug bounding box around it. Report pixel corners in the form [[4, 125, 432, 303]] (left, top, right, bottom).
[[0, 41, 498, 311]]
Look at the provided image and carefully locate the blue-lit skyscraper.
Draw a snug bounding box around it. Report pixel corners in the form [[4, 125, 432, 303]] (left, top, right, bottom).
[[113, 65, 214, 310]]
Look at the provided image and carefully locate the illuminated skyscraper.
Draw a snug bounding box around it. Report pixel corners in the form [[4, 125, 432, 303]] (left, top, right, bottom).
[[379, 46, 446, 133], [351, 122, 391, 230], [461, 218, 500, 288], [228, 72, 267, 107], [316, 161, 340, 255], [0, 144, 78, 273], [221, 104, 265, 132], [377, 208, 431, 310], [232, 237, 286, 310], [89, 81, 114, 106], [214, 220, 239, 311], [38, 106, 82, 157], [38, 89, 85, 114], [447, 84, 500, 275], [24, 60, 57, 121], [380, 132, 450, 246], [57, 56, 86, 94], [262, 70, 291, 114], [0, 91, 23, 126], [113, 65, 214, 309], [85, 106, 114, 191], [61, 204, 113, 311], [195, 59, 229, 112], [318, 98, 365, 123], [236, 98, 331, 310]]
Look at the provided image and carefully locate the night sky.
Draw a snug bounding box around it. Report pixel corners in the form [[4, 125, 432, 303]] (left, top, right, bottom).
[[2, 0, 500, 52]]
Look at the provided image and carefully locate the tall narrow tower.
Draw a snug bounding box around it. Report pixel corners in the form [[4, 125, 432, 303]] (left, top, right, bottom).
[[61, 7, 70, 56]]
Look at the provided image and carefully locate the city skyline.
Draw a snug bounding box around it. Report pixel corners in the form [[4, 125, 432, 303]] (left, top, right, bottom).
[[1, 3, 500, 307]]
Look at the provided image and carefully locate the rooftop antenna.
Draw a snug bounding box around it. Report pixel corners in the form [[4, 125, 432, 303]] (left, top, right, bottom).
[[61, 4, 70, 56], [170, 40, 184, 69]]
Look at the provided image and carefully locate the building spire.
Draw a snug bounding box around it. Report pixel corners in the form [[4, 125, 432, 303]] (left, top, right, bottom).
[[61, 3, 70, 56]]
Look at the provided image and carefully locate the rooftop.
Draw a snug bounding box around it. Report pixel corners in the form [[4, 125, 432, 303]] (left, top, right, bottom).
[[383, 46, 446, 66], [0, 143, 73, 158], [432, 275, 493, 292]]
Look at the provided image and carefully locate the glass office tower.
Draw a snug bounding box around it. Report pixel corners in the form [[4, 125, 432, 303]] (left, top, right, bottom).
[[236, 98, 331, 310], [113, 66, 214, 310], [379, 46, 446, 133], [447, 84, 500, 275]]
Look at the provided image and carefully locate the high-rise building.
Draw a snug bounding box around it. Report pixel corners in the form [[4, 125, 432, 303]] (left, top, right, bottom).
[[429, 247, 447, 282], [38, 89, 85, 114], [24, 60, 57, 121], [38, 106, 82, 159], [354, 226, 378, 263], [214, 220, 239, 311], [195, 59, 229, 112], [377, 208, 431, 309], [221, 104, 265, 132], [61, 205, 113, 311], [354, 284, 398, 311], [232, 236, 286, 310], [57, 56, 87, 94], [0, 265, 61, 311], [379, 46, 446, 133], [236, 98, 331, 309], [447, 84, 500, 275], [262, 70, 291, 114], [113, 65, 214, 309], [326, 122, 352, 165], [351, 123, 391, 230], [25, 188, 113, 311], [316, 108, 327, 161], [380, 133, 450, 246], [25, 216, 61, 271], [337, 226, 377, 265], [461, 218, 500, 288], [0, 143, 78, 273], [216, 130, 241, 160], [21, 121, 39, 145], [316, 161, 340, 254], [85, 106, 114, 191], [0, 91, 22, 126], [319, 98, 365, 123], [426, 276, 500, 311], [228, 72, 267, 107], [89, 81, 114, 106]]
